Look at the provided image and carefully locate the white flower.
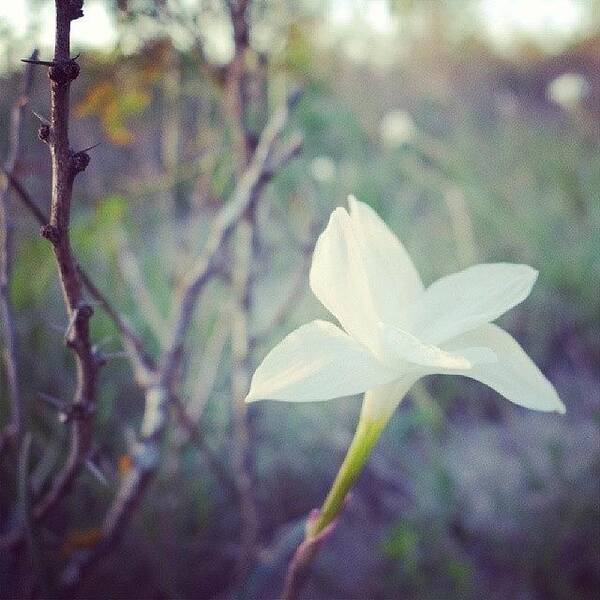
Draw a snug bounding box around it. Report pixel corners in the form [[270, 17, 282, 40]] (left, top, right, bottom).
[[547, 73, 590, 110], [310, 156, 337, 183], [380, 110, 416, 148], [246, 196, 565, 421]]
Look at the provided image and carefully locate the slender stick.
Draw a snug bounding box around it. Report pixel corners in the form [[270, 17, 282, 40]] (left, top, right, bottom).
[[225, 0, 252, 176], [31, 0, 100, 523], [116, 231, 170, 343], [1, 0, 105, 545], [0, 50, 37, 452], [160, 91, 300, 384], [225, 0, 261, 582], [1, 170, 153, 378], [230, 218, 260, 583]]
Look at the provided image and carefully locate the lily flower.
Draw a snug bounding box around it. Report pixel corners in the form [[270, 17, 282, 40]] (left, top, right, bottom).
[[246, 195, 564, 537]]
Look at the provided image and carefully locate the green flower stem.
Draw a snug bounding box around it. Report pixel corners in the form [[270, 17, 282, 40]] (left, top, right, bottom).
[[307, 410, 388, 539]]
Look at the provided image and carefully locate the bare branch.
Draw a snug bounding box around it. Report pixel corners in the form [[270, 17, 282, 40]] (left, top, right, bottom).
[[31, 0, 99, 523], [3, 0, 302, 578], [225, 20, 255, 570], [2, 171, 153, 379], [252, 254, 311, 344], [115, 231, 170, 344], [225, 0, 252, 175], [161, 91, 301, 386], [222, 4, 301, 580], [230, 219, 259, 583], [185, 309, 230, 423]]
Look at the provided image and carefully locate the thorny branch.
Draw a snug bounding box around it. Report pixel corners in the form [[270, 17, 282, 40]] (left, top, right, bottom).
[[0, 174, 152, 377], [1, 92, 301, 559], [28, 0, 101, 524], [0, 50, 37, 453], [0, 0, 142, 553], [1, 1, 304, 590]]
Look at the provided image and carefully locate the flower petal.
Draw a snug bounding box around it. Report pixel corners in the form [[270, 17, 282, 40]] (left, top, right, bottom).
[[347, 196, 424, 324], [309, 207, 383, 354], [442, 324, 565, 413], [246, 320, 398, 403], [378, 322, 497, 371], [411, 263, 538, 344], [310, 199, 424, 353]]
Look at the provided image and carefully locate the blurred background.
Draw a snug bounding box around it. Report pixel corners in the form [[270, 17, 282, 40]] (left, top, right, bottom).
[[0, 0, 599, 598]]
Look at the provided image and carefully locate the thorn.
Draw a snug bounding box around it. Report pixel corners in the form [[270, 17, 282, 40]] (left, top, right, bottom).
[[50, 63, 80, 84], [71, 150, 91, 174], [21, 58, 57, 67], [31, 110, 50, 125], [33, 110, 51, 142], [68, 1, 84, 20], [38, 125, 50, 143], [21, 53, 79, 67], [77, 142, 102, 154]]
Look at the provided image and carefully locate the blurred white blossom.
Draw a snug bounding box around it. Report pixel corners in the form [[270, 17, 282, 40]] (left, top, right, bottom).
[[547, 72, 590, 109], [379, 110, 416, 148], [310, 156, 337, 183]]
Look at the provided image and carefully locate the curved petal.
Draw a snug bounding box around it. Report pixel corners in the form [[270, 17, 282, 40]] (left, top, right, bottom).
[[378, 322, 496, 371], [309, 207, 382, 353], [246, 320, 398, 403], [347, 196, 424, 324], [442, 324, 565, 413], [310, 199, 424, 354], [410, 263, 538, 344]]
